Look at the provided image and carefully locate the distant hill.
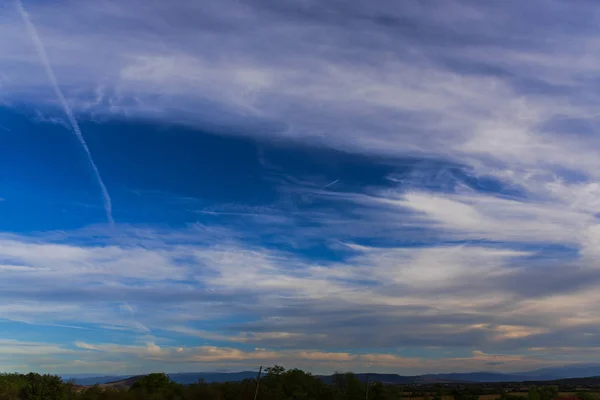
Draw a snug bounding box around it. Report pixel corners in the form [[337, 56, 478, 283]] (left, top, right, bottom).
[[70, 372, 259, 386], [101, 376, 145, 389], [71, 371, 541, 387], [169, 372, 259, 384], [68, 364, 600, 387], [517, 364, 600, 380], [421, 372, 547, 383], [64, 375, 134, 386], [318, 373, 414, 385], [521, 376, 600, 386], [320, 372, 544, 384]]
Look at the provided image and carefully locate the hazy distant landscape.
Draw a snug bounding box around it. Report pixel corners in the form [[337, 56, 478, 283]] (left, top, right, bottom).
[[7, 365, 600, 400], [61, 364, 600, 386]]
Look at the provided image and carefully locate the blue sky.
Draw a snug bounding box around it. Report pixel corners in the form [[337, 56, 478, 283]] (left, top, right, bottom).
[[1, 0, 600, 375]]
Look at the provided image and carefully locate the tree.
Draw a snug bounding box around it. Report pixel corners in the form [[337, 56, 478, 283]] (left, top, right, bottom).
[[265, 365, 286, 377], [0, 373, 27, 400], [528, 386, 558, 400], [540, 387, 558, 400], [131, 373, 171, 393], [451, 387, 478, 400], [21, 373, 65, 400], [261, 365, 331, 400]]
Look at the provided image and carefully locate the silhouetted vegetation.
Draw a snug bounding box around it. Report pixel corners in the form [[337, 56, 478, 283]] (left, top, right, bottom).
[[1, 367, 597, 400]]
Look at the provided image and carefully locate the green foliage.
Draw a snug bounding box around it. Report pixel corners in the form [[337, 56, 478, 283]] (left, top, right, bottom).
[[0, 368, 430, 400], [330, 372, 366, 400], [131, 373, 172, 393], [451, 387, 479, 400], [261, 365, 331, 400], [21, 373, 65, 400], [0, 373, 28, 400], [527, 386, 558, 400]]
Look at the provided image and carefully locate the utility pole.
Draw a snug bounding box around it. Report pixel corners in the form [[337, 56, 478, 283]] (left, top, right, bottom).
[[253, 366, 263, 400], [365, 373, 370, 400]]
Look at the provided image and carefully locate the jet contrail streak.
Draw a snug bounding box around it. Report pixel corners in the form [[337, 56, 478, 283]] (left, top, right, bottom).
[[323, 179, 339, 189], [17, 0, 114, 224]]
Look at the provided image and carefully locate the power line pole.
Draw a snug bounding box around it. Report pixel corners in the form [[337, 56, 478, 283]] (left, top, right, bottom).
[[253, 366, 263, 400], [365, 373, 370, 400]]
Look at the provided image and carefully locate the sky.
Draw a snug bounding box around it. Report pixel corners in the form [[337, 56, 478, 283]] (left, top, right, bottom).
[[2, 0, 600, 376]]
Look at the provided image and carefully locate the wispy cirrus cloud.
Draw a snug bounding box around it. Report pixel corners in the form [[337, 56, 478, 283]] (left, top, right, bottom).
[[1, 0, 599, 170], [4, 0, 600, 212]]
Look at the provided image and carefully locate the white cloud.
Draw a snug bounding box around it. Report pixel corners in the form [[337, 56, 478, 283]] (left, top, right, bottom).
[[0, 223, 597, 373], [376, 190, 592, 244], [0, 338, 575, 375], [1, 0, 599, 178]]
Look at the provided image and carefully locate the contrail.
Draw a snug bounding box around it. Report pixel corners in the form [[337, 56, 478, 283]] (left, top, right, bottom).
[[17, 0, 114, 225], [323, 179, 339, 189]]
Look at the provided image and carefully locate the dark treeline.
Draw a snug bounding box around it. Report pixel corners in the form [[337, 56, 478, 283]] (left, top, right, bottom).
[[0, 366, 595, 400], [2, 366, 392, 400]]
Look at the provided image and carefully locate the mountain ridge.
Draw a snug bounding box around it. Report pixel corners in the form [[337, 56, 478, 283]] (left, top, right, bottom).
[[64, 364, 600, 386]]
